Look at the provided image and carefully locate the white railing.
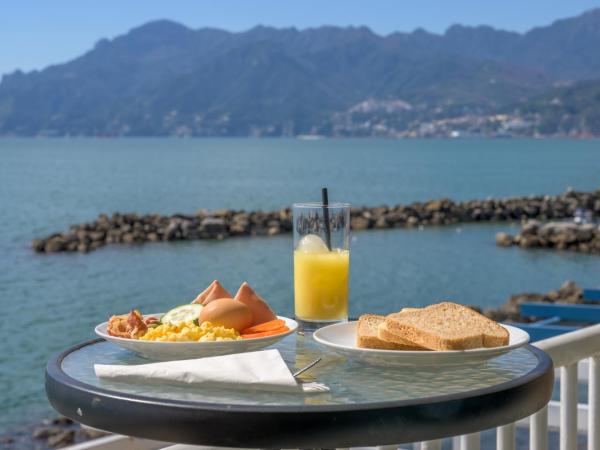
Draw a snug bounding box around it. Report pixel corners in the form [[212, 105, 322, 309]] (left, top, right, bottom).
[[66, 324, 600, 450], [530, 324, 600, 450], [419, 322, 600, 450]]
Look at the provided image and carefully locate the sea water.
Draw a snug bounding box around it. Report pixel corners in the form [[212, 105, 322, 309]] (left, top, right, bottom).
[[1, 138, 599, 433]]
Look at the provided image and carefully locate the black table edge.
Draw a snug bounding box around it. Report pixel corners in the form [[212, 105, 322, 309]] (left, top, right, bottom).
[[46, 339, 554, 448]]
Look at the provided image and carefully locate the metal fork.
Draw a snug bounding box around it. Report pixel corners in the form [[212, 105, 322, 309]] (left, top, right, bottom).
[[300, 382, 329, 392], [292, 357, 322, 377], [292, 358, 329, 392]]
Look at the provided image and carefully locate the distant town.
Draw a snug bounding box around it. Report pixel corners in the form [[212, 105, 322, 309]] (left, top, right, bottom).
[[326, 100, 596, 139]]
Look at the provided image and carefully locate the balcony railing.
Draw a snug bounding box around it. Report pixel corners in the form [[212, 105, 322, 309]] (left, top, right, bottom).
[[64, 323, 600, 450], [412, 322, 600, 450]]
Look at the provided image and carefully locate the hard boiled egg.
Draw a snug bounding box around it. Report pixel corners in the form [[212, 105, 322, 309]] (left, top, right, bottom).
[[234, 282, 277, 326], [198, 298, 252, 331]]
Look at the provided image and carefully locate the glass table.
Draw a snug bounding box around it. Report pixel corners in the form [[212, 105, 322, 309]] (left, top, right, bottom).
[[46, 332, 553, 448]]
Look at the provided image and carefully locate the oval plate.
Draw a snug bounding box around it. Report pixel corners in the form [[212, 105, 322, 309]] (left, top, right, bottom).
[[313, 322, 529, 366], [95, 315, 298, 361]]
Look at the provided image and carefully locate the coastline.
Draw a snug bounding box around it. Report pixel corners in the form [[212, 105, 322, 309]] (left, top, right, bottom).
[[496, 220, 600, 254], [32, 188, 600, 254], [0, 415, 107, 450]]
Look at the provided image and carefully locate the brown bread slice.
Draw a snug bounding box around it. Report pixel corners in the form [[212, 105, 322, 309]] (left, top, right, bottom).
[[384, 302, 509, 350], [377, 321, 426, 350], [398, 307, 420, 314], [357, 314, 424, 350]]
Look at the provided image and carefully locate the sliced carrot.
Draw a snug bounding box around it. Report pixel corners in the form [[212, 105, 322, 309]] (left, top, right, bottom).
[[241, 327, 288, 339], [241, 326, 289, 339], [241, 319, 285, 334]]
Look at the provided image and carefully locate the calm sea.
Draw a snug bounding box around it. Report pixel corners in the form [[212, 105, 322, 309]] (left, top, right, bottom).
[[1, 138, 600, 433]]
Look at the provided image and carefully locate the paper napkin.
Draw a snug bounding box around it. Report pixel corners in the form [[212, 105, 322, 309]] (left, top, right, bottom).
[[94, 349, 327, 393]]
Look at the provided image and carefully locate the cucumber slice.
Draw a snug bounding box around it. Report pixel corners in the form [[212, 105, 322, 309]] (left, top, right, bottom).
[[161, 304, 203, 325]]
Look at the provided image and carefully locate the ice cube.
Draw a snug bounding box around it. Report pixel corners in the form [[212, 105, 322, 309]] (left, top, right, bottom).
[[297, 234, 329, 253]]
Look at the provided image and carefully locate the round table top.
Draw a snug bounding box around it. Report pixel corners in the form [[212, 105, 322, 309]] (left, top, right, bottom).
[[46, 331, 553, 448]]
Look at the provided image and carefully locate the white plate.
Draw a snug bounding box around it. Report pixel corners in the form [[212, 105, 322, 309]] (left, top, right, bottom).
[[95, 315, 297, 361], [313, 322, 529, 366]]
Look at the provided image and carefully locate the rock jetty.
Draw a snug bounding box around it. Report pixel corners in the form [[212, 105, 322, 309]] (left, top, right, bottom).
[[33, 188, 600, 254], [496, 220, 600, 254], [482, 281, 591, 323], [0, 415, 108, 450]]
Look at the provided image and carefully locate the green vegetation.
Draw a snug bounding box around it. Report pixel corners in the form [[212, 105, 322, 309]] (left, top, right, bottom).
[[1, 9, 600, 137], [516, 81, 600, 136]]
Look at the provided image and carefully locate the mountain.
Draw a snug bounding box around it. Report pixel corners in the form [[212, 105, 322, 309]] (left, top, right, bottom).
[[513, 79, 600, 136], [442, 9, 600, 81], [1, 9, 600, 137]]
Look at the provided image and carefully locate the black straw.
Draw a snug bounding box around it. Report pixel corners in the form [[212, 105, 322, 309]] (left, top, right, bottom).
[[321, 187, 332, 250]]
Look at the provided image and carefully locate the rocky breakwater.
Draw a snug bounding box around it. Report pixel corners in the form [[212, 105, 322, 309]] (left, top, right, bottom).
[[0, 415, 108, 450], [33, 188, 600, 254], [482, 281, 591, 323], [496, 220, 600, 254], [32, 209, 294, 254]]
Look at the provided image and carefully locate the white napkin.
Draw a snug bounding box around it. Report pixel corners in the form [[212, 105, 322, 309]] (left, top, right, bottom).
[[95, 349, 327, 393]]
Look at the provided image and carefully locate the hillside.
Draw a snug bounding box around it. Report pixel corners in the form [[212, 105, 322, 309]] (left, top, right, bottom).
[[515, 80, 600, 136], [419, 8, 600, 81], [0, 9, 599, 137]]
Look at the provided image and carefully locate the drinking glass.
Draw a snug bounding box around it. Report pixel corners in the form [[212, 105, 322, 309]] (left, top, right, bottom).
[[293, 202, 350, 330]]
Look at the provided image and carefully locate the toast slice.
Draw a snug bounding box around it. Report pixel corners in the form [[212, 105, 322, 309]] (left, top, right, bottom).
[[398, 307, 420, 314], [376, 307, 426, 349], [377, 321, 426, 350], [357, 314, 423, 350], [384, 302, 509, 350]]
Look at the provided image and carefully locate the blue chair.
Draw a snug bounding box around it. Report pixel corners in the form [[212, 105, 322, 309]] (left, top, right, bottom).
[[510, 319, 579, 341], [511, 290, 600, 341], [520, 302, 600, 322], [583, 288, 600, 302]]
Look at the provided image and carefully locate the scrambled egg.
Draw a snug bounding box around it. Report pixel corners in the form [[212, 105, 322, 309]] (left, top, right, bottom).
[[139, 321, 241, 342]]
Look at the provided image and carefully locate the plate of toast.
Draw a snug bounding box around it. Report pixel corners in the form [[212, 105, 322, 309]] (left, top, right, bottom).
[[313, 302, 529, 366]]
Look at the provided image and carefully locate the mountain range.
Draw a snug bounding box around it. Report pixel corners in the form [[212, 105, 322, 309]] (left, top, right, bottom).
[[1, 8, 600, 137]]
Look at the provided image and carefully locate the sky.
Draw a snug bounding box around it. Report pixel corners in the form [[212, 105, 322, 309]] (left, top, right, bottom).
[[1, 0, 599, 76]]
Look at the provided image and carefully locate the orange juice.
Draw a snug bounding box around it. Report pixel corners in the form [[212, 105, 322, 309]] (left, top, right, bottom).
[[294, 249, 349, 321]]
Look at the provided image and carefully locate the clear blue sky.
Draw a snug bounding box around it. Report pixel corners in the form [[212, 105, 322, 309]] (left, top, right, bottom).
[[1, 0, 599, 76]]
